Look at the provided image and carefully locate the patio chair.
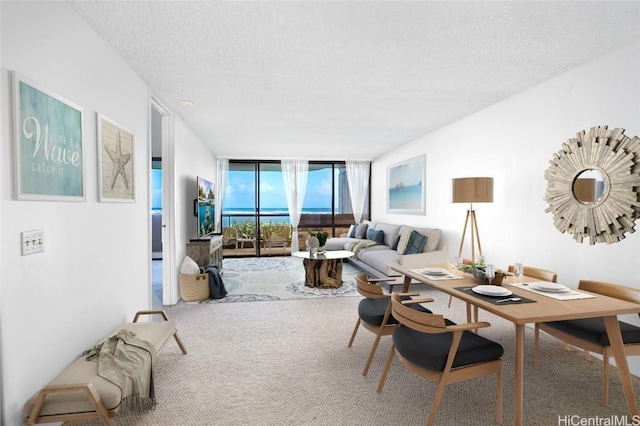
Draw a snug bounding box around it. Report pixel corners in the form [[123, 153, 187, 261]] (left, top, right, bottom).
[[263, 225, 290, 253], [222, 227, 238, 249]]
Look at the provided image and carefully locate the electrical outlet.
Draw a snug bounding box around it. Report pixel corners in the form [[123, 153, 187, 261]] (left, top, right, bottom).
[[22, 230, 44, 255]]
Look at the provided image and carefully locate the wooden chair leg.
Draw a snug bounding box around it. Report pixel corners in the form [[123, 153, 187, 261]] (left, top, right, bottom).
[[363, 333, 382, 376], [376, 344, 395, 393], [602, 351, 609, 406], [496, 369, 503, 424], [534, 323, 540, 368], [427, 382, 448, 426], [347, 319, 360, 347], [447, 295, 453, 308], [584, 349, 592, 361]]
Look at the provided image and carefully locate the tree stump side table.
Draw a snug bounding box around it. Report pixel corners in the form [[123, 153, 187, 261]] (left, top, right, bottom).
[[291, 250, 355, 289]]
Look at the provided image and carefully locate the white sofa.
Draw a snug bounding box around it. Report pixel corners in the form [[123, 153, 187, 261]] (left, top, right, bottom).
[[324, 220, 448, 279]]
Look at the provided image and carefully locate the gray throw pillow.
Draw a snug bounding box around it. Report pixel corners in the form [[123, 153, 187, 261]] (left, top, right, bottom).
[[355, 223, 369, 239]]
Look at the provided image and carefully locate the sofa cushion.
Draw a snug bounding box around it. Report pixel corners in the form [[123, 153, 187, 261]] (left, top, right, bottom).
[[366, 228, 385, 244], [358, 249, 401, 275], [324, 237, 360, 251], [355, 223, 369, 239], [400, 230, 427, 255], [372, 222, 401, 247], [398, 225, 441, 252]]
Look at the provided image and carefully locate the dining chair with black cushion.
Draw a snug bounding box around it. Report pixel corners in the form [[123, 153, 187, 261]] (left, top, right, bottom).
[[377, 293, 504, 426], [535, 279, 640, 406], [348, 272, 431, 377]]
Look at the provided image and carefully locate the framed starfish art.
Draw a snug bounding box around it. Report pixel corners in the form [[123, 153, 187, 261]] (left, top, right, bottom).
[[97, 113, 135, 202]]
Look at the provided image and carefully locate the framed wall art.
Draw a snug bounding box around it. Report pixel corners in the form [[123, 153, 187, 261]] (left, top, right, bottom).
[[13, 71, 85, 201], [97, 113, 135, 202], [387, 154, 426, 215]]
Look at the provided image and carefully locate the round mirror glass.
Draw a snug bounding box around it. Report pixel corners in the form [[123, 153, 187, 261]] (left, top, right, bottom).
[[572, 169, 607, 204]]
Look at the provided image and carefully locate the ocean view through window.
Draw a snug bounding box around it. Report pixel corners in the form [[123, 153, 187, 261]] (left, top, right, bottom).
[[222, 160, 369, 256]]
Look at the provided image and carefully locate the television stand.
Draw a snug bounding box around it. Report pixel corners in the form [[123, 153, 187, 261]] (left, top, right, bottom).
[[186, 235, 223, 269]]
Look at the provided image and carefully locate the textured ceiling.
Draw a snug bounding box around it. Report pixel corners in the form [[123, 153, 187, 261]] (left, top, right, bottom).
[[69, 1, 640, 160]]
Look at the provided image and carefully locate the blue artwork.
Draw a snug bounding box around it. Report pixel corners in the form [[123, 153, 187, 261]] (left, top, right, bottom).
[[387, 155, 425, 214], [14, 72, 84, 200]]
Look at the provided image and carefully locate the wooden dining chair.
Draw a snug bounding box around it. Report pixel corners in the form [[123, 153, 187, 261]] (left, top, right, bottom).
[[377, 293, 504, 426], [347, 273, 427, 376], [534, 279, 640, 406], [507, 264, 557, 283]]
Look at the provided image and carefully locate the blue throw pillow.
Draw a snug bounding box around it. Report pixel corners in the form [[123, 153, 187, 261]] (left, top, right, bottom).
[[392, 235, 401, 250], [349, 224, 358, 238], [366, 229, 384, 244], [401, 230, 428, 255]]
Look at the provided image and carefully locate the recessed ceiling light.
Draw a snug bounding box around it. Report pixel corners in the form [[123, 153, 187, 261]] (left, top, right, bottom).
[[179, 100, 194, 107]]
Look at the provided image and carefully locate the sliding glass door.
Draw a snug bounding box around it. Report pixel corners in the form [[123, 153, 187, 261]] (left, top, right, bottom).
[[222, 160, 369, 257]]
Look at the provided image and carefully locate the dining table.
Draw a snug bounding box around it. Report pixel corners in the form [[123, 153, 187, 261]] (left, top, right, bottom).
[[391, 264, 640, 426]]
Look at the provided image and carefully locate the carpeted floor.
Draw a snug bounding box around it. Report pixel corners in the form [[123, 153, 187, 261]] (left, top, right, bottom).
[[65, 284, 640, 426]]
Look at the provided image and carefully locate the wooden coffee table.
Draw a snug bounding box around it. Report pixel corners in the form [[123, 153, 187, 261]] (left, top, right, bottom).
[[292, 250, 354, 289]]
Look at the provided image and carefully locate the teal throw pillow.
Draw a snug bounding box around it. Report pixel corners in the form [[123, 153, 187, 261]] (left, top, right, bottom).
[[366, 229, 384, 244], [401, 230, 428, 255], [349, 224, 358, 238]]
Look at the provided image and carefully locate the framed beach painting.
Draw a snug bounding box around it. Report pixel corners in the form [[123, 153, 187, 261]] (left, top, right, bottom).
[[387, 154, 425, 215], [13, 71, 85, 201], [97, 113, 135, 202]]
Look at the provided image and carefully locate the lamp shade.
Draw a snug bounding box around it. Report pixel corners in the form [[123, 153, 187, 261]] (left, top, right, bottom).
[[452, 177, 494, 203]]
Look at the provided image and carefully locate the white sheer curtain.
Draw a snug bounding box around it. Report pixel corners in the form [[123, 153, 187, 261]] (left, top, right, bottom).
[[346, 160, 370, 223], [214, 158, 229, 233], [282, 160, 308, 253]]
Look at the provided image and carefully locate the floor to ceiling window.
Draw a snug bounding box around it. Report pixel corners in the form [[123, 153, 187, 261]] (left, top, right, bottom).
[[222, 160, 369, 257]]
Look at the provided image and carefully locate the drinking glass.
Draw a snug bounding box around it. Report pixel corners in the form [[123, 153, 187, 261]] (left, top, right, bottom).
[[513, 263, 523, 285], [452, 256, 460, 270], [485, 264, 496, 284]]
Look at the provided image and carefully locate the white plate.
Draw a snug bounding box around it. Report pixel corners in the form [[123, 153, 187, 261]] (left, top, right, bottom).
[[421, 268, 449, 276], [529, 282, 570, 293], [472, 285, 513, 297]]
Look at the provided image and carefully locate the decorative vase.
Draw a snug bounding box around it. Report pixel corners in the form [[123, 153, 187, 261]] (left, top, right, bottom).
[[471, 269, 505, 286]]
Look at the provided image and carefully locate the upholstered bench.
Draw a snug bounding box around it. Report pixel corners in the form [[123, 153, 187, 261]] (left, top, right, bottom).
[[23, 310, 187, 425]]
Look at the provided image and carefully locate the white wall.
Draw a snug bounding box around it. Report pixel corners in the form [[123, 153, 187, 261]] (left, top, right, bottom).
[[172, 116, 218, 298], [372, 40, 640, 375], [0, 2, 215, 424]]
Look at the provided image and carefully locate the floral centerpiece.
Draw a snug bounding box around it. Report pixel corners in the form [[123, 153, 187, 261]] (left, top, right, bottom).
[[457, 258, 506, 285]]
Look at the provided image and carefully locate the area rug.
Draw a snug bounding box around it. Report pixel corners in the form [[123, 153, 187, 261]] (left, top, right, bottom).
[[207, 256, 361, 303]]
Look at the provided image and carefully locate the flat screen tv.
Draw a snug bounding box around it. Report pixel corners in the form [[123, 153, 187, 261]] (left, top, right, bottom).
[[195, 176, 216, 239]]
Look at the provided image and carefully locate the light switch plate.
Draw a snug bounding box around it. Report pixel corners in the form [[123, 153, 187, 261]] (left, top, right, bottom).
[[22, 230, 44, 255]]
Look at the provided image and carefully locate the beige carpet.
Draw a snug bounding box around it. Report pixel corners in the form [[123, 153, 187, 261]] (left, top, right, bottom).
[[65, 286, 640, 426]]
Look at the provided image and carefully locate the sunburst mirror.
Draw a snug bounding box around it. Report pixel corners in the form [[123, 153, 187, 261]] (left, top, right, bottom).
[[544, 126, 640, 244]]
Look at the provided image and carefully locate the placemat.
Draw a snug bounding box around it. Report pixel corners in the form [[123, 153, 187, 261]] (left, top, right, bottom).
[[455, 286, 537, 305], [409, 269, 465, 281], [509, 282, 596, 300]]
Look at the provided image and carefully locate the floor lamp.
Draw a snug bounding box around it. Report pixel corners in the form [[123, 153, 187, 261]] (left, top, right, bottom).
[[452, 177, 494, 263]]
